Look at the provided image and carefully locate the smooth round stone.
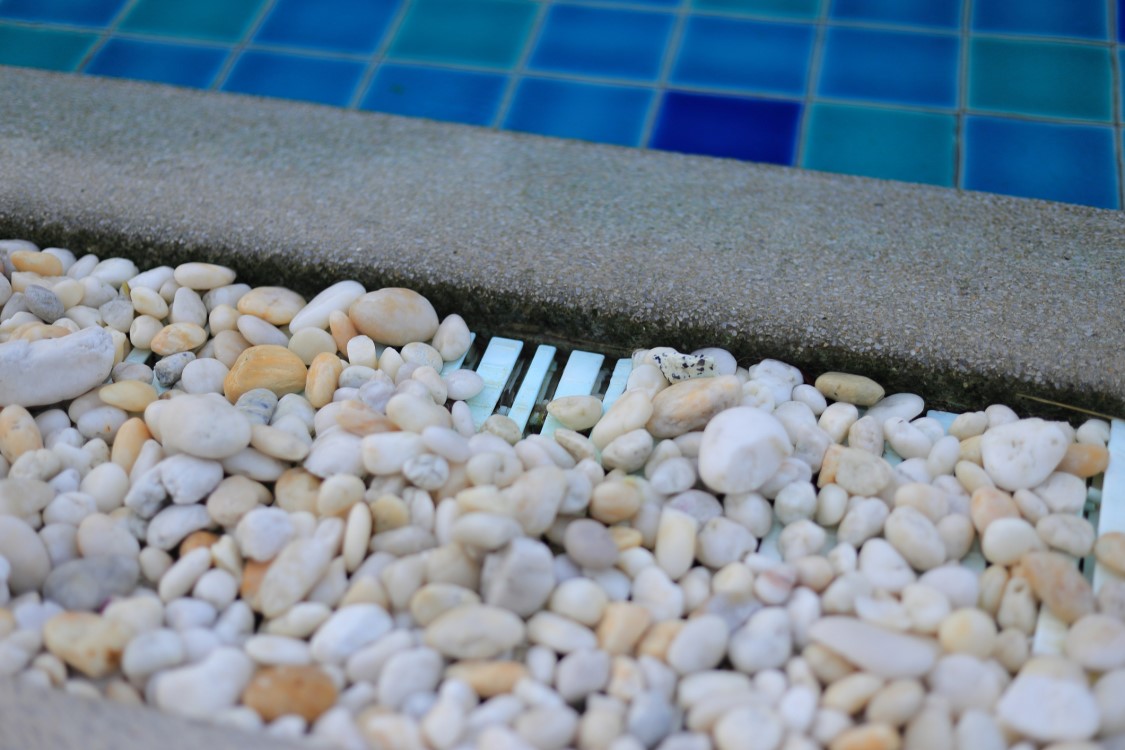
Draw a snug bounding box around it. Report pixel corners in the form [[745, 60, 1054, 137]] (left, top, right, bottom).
[[223, 345, 308, 402], [242, 665, 337, 723], [808, 616, 937, 678], [154, 351, 195, 388], [149, 322, 207, 356], [980, 418, 1068, 491], [432, 314, 471, 361], [883, 507, 945, 571], [996, 672, 1099, 743], [863, 392, 925, 424], [24, 285, 64, 323], [288, 327, 336, 365], [154, 647, 255, 719], [43, 611, 132, 678], [564, 519, 618, 570], [99, 380, 157, 412], [11, 250, 63, 276], [173, 262, 236, 290], [43, 555, 139, 611], [0, 326, 115, 407], [1096, 531, 1125, 576], [237, 287, 306, 326], [180, 357, 229, 394], [1064, 614, 1125, 672], [699, 406, 792, 494], [131, 285, 169, 318], [547, 395, 603, 431], [159, 393, 252, 460], [814, 372, 885, 406], [424, 604, 526, 660], [288, 280, 366, 332], [647, 375, 742, 439], [0, 516, 50, 594], [349, 288, 439, 347], [235, 388, 278, 426], [1021, 551, 1095, 625]]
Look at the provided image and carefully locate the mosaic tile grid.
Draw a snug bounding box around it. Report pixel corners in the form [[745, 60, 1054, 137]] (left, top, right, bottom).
[[0, 0, 1121, 209]]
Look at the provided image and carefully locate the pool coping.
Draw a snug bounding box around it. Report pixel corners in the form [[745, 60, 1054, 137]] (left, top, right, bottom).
[[0, 65, 1123, 746]]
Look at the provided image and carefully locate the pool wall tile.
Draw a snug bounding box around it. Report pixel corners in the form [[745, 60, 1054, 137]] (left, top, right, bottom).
[[86, 39, 227, 88], [818, 27, 960, 108], [528, 5, 673, 81], [650, 91, 801, 164], [221, 51, 366, 106], [388, 0, 537, 69], [254, 0, 401, 55], [120, 0, 266, 42], [0, 0, 126, 27], [829, 0, 962, 30], [968, 37, 1113, 122], [504, 77, 652, 146], [670, 17, 815, 96], [0, 24, 98, 71], [361, 64, 506, 126], [972, 0, 1108, 40], [690, 0, 822, 20]]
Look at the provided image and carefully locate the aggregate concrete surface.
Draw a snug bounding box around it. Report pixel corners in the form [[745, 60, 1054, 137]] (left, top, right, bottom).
[[0, 68, 1122, 418]]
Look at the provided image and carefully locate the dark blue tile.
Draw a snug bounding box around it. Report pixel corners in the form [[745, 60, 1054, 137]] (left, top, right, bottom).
[[963, 116, 1118, 208], [503, 77, 652, 146], [973, 0, 1107, 40], [0, 0, 126, 26], [830, 0, 961, 29], [1120, 0, 1125, 41], [221, 51, 365, 106], [528, 4, 673, 81], [670, 17, 814, 96], [361, 64, 506, 126], [255, 0, 400, 54], [818, 27, 959, 108], [582, 0, 678, 5], [650, 91, 801, 164], [85, 38, 227, 88]]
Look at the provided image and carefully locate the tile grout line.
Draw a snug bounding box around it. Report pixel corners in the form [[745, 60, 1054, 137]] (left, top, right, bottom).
[[489, 0, 551, 130], [345, 0, 416, 111], [792, 0, 834, 168], [954, 0, 972, 190], [636, 0, 691, 149], [73, 0, 145, 73], [209, 0, 282, 92]]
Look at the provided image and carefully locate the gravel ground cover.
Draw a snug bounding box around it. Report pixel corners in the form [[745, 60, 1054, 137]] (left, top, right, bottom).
[[0, 238, 1120, 750]]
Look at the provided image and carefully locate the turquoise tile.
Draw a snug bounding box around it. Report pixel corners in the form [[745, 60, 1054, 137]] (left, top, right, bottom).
[[969, 37, 1112, 122], [0, 0, 125, 27], [0, 23, 98, 71], [801, 103, 955, 186], [388, 0, 537, 69], [973, 0, 1108, 40], [963, 116, 1118, 208], [690, 0, 821, 20], [831, 0, 961, 29], [120, 0, 265, 43]]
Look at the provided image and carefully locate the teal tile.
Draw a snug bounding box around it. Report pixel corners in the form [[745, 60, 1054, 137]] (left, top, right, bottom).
[[120, 0, 265, 43], [388, 0, 537, 69], [969, 37, 1112, 122], [801, 103, 955, 186], [690, 0, 821, 19], [0, 23, 98, 71]]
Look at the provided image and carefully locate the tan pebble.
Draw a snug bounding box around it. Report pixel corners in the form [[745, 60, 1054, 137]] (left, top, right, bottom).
[[11, 323, 70, 342], [240, 559, 271, 601], [646, 375, 742, 439], [597, 602, 652, 655], [43, 612, 131, 678], [305, 352, 343, 409], [958, 435, 983, 464], [237, 287, 306, 326], [803, 643, 857, 683], [339, 576, 387, 609], [1021, 550, 1094, 624], [99, 380, 157, 412], [482, 413, 521, 444], [110, 417, 151, 473], [937, 608, 997, 657], [824, 673, 885, 715], [10, 250, 63, 277], [206, 474, 272, 527], [349, 288, 439, 347], [0, 404, 42, 463], [637, 620, 683, 660], [815, 372, 885, 407], [369, 494, 411, 533], [328, 309, 357, 354], [130, 286, 169, 319], [1057, 443, 1109, 478], [336, 399, 397, 436], [1095, 532, 1125, 576], [288, 327, 336, 365], [445, 661, 528, 698], [316, 473, 365, 518], [250, 423, 310, 463], [865, 679, 924, 727], [179, 530, 221, 556], [223, 344, 308, 402], [211, 329, 251, 368], [547, 395, 604, 431], [969, 487, 1019, 534], [149, 322, 207, 355], [589, 479, 643, 525], [173, 262, 236, 290], [241, 665, 337, 722], [609, 526, 643, 551], [275, 468, 321, 514], [829, 723, 901, 750]]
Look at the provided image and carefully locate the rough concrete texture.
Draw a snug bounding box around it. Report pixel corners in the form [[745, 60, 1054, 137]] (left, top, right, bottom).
[[0, 678, 305, 750], [1, 66, 1123, 420]]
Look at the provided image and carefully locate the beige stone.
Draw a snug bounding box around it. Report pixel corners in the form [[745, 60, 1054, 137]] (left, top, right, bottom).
[[349, 288, 439, 347], [237, 286, 306, 326], [99, 380, 157, 412], [43, 612, 131, 678], [241, 665, 337, 722], [1021, 551, 1094, 624], [305, 352, 343, 409], [646, 375, 742, 438], [0, 404, 42, 463], [597, 602, 653, 655], [223, 344, 308, 402], [10, 250, 63, 276], [110, 417, 151, 473], [445, 661, 528, 698], [149, 322, 207, 355], [815, 372, 885, 406], [1056, 443, 1109, 478]]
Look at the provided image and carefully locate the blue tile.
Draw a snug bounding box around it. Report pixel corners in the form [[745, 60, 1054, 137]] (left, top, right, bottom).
[[221, 51, 365, 106], [1120, 0, 1125, 41], [85, 39, 227, 88], [255, 0, 400, 54], [670, 17, 814, 96], [650, 91, 801, 164], [361, 64, 506, 126], [973, 0, 1107, 40], [0, 0, 126, 26], [528, 5, 673, 81], [818, 27, 959, 108], [830, 0, 961, 29], [963, 116, 1118, 208], [692, 0, 821, 20], [503, 77, 652, 146], [581, 0, 678, 5]]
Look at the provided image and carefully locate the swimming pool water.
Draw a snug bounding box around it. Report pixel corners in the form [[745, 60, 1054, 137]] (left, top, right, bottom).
[[1, 0, 1121, 209]]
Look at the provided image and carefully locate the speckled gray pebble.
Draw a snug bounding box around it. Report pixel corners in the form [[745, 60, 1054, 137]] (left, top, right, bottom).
[[23, 285, 64, 323], [235, 388, 278, 425], [155, 352, 195, 388], [43, 554, 140, 611]]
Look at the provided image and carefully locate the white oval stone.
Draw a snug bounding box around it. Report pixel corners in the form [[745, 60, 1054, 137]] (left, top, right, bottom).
[[807, 616, 938, 678], [159, 394, 252, 460], [699, 407, 792, 494], [980, 418, 1068, 491], [0, 327, 115, 407]]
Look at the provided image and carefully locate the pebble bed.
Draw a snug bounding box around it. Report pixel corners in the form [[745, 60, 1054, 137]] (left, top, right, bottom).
[[0, 238, 1121, 750]]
